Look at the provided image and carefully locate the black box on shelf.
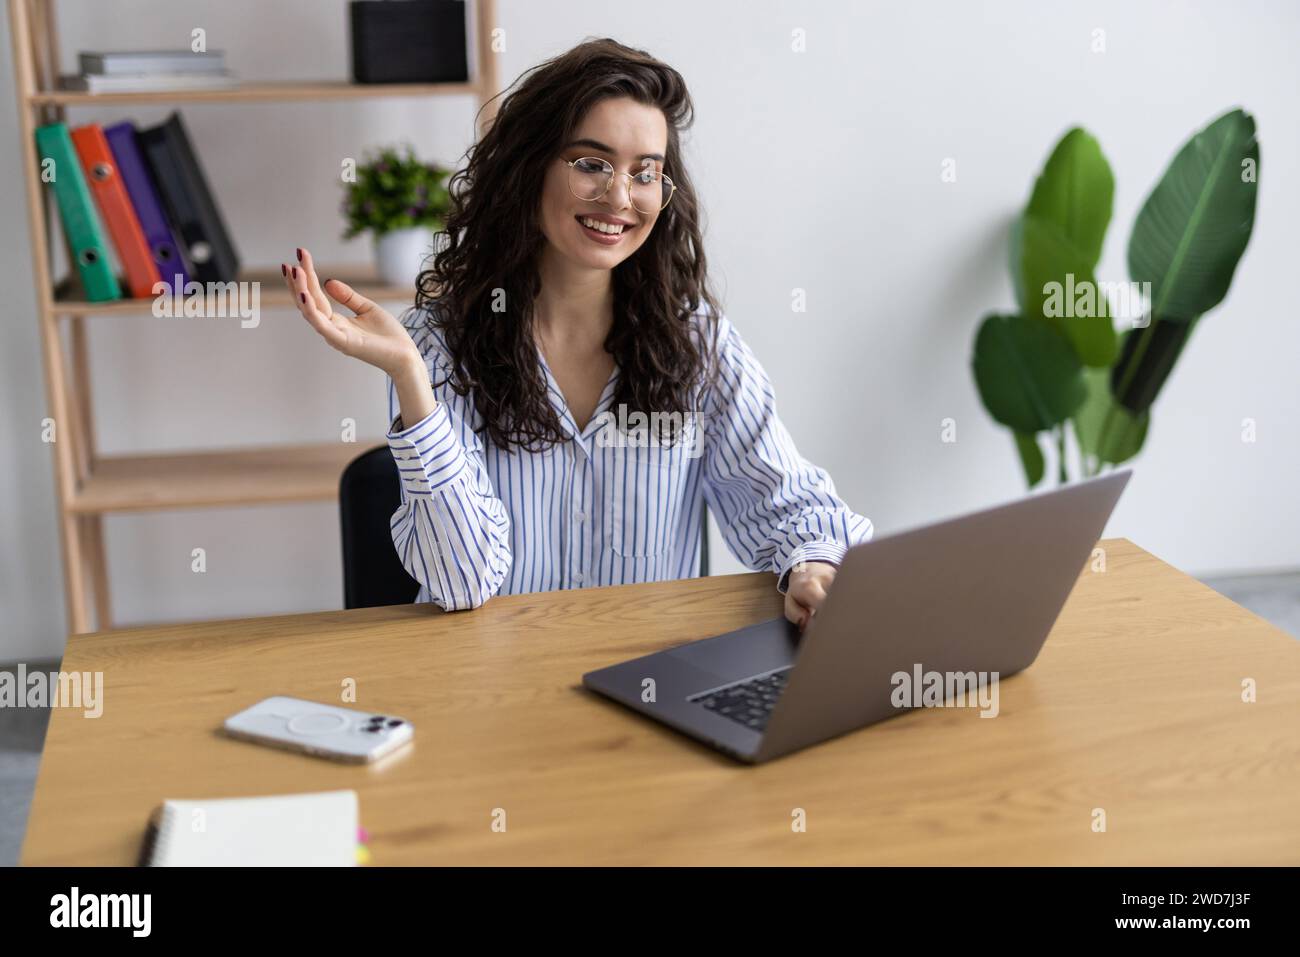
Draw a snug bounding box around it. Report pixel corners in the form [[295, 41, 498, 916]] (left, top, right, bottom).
[[349, 0, 469, 84]]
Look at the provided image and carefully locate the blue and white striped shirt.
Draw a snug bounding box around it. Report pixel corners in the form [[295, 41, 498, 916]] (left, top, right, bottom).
[[385, 304, 873, 610]]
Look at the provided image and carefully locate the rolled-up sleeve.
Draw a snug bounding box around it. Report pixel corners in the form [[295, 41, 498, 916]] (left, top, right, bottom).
[[701, 316, 873, 593], [386, 354, 512, 611]]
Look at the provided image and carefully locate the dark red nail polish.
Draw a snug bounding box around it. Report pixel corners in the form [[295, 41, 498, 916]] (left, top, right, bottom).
[[292, 267, 298, 279], [300, 292, 306, 303], [296, 248, 303, 262], [280, 263, 286, 276]]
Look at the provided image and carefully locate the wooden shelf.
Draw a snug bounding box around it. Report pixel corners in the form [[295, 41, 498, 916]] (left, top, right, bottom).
[[28, 79, 482, 106], [51, 265, 417, 316], [10, 0, 500, 632], [70, 442, 380, 514]]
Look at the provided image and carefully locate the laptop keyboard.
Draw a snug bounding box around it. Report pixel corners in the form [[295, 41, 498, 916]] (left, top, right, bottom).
[[689, 667, 792, 732]]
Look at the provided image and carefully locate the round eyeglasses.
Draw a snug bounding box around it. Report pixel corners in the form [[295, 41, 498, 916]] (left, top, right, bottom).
[[564, 156, 677, 214]]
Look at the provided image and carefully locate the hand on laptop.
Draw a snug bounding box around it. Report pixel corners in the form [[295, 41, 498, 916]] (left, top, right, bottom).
[[785, 561, 837, 633]]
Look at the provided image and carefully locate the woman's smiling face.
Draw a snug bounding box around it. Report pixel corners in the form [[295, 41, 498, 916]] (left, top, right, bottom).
[[539, 96, 670, 271]]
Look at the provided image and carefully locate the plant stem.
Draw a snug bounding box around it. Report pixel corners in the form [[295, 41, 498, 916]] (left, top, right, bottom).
[[1095, 404, 1117, 472], [1096, 319, 1158, 459], [1057, 425, 1068, 484]]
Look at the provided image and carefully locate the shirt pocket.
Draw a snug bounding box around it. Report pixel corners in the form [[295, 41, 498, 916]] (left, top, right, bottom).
[[604, 436, 693, 558]]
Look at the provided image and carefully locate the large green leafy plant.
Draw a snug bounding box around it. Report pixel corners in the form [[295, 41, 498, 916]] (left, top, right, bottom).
[[972, 109, 1260, 486]]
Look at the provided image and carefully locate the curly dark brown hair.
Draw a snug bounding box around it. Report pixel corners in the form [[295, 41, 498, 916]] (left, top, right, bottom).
[[407, 37, 721, 451]]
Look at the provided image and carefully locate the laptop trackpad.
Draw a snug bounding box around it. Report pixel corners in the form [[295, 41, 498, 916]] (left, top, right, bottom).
[[667, 617, 800, 678]]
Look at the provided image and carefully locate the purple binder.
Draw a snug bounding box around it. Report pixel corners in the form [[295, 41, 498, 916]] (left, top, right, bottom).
[[104, 121, 189, 294]]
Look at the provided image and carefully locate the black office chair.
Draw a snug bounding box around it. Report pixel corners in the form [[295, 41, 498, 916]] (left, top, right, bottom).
[[340, 446, 422, 609], [340, 446, 714, 609]]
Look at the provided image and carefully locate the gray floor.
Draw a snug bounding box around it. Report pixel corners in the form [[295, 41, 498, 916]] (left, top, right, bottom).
[[1, 573, 1296, 865], [0, 663, 53, 869], [1200, 571, 1300, 640]]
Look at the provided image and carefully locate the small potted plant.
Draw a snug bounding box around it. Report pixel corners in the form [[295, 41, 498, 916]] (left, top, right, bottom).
[[342, 145, 451, 285]]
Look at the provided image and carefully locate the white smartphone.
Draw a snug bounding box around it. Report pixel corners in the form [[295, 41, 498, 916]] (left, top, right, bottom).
[[223, 695, 414, 764]]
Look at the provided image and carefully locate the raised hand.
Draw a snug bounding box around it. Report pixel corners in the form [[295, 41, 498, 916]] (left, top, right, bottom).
[[281, 247, 422, 378]]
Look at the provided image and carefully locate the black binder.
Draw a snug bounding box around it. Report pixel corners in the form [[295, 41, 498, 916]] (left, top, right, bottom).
[[138, 112, 240, 284]]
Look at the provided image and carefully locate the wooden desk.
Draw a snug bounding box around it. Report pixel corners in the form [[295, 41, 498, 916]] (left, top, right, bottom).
[[21, 538, 1300, 865]]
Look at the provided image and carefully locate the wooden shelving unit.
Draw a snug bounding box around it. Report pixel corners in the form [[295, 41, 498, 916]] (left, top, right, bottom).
[[8, 0, 500, 633], [29, 79, 484, 106], [72, 443, 370, 514], [51, 264, 417, 316]]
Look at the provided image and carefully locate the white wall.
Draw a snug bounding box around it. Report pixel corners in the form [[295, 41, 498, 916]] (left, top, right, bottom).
[[2, 0, 1296, 661]]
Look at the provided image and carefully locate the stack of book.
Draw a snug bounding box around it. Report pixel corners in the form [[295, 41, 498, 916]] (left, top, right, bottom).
[[35, 112, 241, 302], [60, 49, 238, 94]]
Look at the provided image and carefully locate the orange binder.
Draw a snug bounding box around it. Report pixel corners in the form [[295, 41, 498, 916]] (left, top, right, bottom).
[[71, 124, 162, 298]]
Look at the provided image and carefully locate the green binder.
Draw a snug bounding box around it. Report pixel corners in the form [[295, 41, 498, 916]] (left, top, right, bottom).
[[35, 122, 121, 302]]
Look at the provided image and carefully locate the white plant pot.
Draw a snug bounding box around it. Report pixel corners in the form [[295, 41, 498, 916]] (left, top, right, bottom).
[[374, 226, 435, 287]]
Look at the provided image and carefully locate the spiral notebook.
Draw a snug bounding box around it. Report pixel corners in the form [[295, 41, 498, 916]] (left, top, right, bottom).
[[139, 790, 359, 866]]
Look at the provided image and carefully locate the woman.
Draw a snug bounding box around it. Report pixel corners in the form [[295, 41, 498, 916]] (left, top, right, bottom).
[[283, 38, 871, 630]]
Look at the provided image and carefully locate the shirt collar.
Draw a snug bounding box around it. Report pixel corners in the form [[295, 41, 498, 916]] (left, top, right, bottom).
[[535, 345, 621, 445]]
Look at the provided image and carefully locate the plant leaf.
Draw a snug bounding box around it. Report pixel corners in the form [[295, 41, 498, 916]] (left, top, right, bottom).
[[1013, 431, 1045, 488], [1017, 215, 1119, 367], [1128, 108, 1260, 323], [972, 313, 1087, 434], [1025, 127, 1115, 271], [1109, 316, 1199, 414], [1075, 362, 1149, 466], [1008, 217, 1027, 315]]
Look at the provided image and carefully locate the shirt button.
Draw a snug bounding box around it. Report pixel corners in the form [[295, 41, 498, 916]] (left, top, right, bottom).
[[573, 571, 586, 583], [574, 510, 588, 523]]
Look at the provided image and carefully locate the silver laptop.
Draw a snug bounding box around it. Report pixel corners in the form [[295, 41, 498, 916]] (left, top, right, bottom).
[[583, 470, 1131, 763]]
